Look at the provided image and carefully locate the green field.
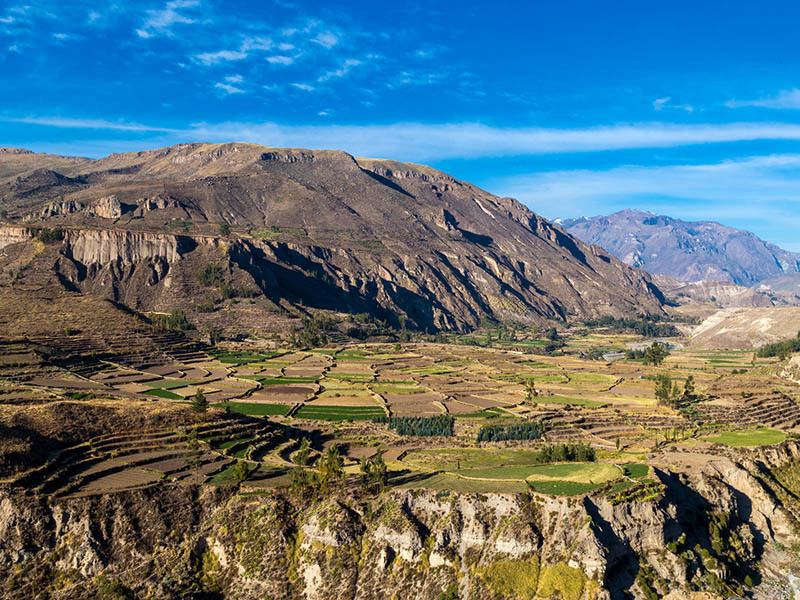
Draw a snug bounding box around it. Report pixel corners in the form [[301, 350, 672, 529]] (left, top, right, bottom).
[[536, 394, 604, 408], [624, 463, 650, 479], [371, 383, 426, 394], [141, 388, 183, 400], [259, 376, 318, 385], [215, 437, 255, 451], [211, 350, 279, 364], [704, 427, 786, 447], [295, 404, 385, 421], [219, 402, 292, 416], [527, 480, 604, 496], [325, 373, 374, 382], [145, 379, 200, 390], [403, 447, 542, 470], [392, 472, 528, 493]]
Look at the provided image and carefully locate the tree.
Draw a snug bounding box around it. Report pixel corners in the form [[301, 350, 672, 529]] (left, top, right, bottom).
[[191, 388, 209, 413], [643, 342, 669, 366], [290, 466, 316, 499], [524, 378, 538, 405], [317, 445, 344, 493], [295, 437, 311, 466], [359, 451, 388, 494], [654, 374, 677, 407], [682, 375, 696, 400], [232, 459, 250, 483], [546, 327, 560, 341], [218, 222, 231, 237]]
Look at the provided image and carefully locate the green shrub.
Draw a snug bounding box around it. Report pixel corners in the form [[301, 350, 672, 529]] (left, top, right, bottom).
[[37, 226, 64, 244]]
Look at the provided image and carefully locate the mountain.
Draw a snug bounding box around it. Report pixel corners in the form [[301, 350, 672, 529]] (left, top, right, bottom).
[[559, 209, 800, 286], [0, 143, 664, 333]]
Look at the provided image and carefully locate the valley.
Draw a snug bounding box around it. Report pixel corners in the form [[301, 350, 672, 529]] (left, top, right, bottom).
[[3, 145, 800, 600]]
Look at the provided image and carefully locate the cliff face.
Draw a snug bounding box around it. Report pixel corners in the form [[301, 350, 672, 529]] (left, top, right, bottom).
[[2, 444, 799, 600], [0, 144, 665, 330]]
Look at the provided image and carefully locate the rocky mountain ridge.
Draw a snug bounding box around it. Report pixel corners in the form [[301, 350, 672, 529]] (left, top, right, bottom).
[[0, 144, 665, 331], [560, 209, 800, 287]]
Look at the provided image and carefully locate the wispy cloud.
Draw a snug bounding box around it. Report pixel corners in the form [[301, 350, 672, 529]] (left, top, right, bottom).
[[195, 49, 248, 65], [317, 58, 362, 82], [291, 82, 315, 91], [13, 119, 800, 161], [652, 96, 694, 112], [266, 55, 294, 65], [214, 81, 244, 95], [2, 116, 179, 132], [312, 31, 338, 49], [726, 88, 800, 110], [137, 0, 199, 39]]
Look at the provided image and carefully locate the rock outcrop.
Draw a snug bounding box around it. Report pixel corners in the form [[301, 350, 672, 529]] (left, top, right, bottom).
[[2, 443, 800, 599]]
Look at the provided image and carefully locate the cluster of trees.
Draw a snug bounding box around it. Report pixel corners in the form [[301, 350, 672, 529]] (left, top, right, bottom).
[[755, 331, 800, 359], [359, 451, 388, 494], [654, 374, 696, 408], [290, 445, 345, 500], [196, 263, 253, 301], [476, 421, 544, 442], [374, 415, 454, 437], [151, 309, 193, 331], [37, 226, 64, 244], [293, 314, 338, 348], [584, 315, 680, 337], [529, 442, 596, 463], [626, 341, 670, 365]]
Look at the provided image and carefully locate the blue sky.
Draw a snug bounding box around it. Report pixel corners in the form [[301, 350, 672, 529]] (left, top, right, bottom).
[[3, 1, 800, 250]]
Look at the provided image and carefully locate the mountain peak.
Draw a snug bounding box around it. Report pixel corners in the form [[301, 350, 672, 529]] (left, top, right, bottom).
[[561, 210, 800, 286]]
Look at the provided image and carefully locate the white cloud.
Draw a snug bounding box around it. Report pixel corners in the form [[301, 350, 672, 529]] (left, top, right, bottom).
[[214, 81, 244, 95], [312, 31, 338, 48], [194, 49, 248, 65], [8, 44, 20, 53], [241, 36, 272, 51], [0, 16, 13, 24], [138, 0, 199, 38], [3, 116, 178, 132], [727, 88, 800, 110], [194, 37, 275, 66], [291, 82, 314, 91], [267, 55, 294, 65], [653, 97, 669, 110], [652, 96, 693, 112], [15, 119, 800, 162], [224, 74, 243, 84], [317, 58, 362, 82]]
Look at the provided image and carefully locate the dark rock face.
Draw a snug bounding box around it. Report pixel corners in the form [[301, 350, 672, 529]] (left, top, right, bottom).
[[0, 144, 665, 330], [561, 209, 800, 287]]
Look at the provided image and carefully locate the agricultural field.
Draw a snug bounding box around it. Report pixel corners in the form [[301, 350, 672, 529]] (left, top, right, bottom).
[[2, 324, 799, 500]]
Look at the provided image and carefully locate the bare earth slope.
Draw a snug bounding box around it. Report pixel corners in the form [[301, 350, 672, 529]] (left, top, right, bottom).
[[0, 143, 664, 331], [560, 209, 800, 286], [689, 306, 800, 349]]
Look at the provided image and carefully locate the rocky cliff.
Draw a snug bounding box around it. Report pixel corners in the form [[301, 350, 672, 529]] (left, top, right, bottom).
[[0, 144, 667, 331], [2, 443, 800, 600]]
